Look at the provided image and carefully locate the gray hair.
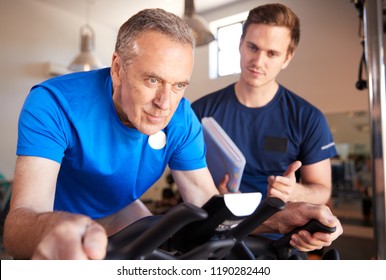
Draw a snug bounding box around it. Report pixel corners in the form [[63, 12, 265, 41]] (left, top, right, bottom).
[[115, 8, 195, 64]]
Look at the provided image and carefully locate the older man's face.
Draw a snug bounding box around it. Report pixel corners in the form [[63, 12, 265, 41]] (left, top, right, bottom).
[[111, 31, 194, 136]]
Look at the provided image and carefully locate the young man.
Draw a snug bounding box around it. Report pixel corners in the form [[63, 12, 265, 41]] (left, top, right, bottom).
[[192, 3, 337, 204], [4, 8, 341, 260]]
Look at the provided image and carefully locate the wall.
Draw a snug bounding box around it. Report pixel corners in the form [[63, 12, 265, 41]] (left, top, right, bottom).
[[0, 0, 369, 185], [0, 0, 116, 178], [186, 0, 368, 114]]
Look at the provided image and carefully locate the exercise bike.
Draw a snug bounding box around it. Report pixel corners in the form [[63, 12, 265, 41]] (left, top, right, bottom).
[[106, 193, 339, 260]]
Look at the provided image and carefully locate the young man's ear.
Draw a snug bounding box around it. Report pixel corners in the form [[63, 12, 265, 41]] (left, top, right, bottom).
[[282, 51, 295, 70], [239, 37, 244, 52]]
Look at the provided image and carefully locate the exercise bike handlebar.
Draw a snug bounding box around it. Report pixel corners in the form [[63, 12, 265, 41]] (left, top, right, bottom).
[[226, 196, 286, 241], [106, 202, 208, 259], [106, 195, 339, 260]]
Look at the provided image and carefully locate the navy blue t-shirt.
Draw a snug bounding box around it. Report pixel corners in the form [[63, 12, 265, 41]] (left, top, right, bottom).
[[192, 83, 337, 198]]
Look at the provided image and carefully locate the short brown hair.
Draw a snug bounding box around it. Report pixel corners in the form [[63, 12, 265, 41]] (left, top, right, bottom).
[[242, 3, 300, 55]]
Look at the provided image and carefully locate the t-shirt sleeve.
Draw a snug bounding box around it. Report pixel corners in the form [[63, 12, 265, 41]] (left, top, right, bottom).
[[299, 109, 337, 165], [17, 85, 69, 163], [168, 100, 207, 171]]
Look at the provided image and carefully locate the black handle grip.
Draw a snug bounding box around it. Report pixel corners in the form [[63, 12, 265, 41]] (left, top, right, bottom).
[[273, 219, 336, 249], [226, 197, 286, 241]]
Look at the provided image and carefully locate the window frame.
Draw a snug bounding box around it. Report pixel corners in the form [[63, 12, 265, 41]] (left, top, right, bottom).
[[208, 11, 248, 79]]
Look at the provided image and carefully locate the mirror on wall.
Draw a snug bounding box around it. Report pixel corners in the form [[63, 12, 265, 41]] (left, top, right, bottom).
[[325, 110, 373, 230], [326, 110, 370, 158]]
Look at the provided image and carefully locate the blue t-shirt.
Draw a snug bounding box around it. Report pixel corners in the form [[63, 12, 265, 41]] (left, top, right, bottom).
[[192, 83, 337, 198], [17, 68, 207, 219]]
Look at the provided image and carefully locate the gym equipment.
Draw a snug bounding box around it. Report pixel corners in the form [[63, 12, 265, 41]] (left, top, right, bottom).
[[106, 194, 339, 260]]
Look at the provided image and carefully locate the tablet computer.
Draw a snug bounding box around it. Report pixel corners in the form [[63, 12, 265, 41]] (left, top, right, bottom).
[[202, 117, 246, 193]]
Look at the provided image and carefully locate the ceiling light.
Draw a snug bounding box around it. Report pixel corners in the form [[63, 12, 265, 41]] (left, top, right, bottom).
[[68, 0, 103, 71], [68, 24, 103, 71], [183, 0, 215, 46]]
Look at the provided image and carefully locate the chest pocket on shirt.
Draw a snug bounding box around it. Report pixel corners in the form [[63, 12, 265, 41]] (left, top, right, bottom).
[[263, 136, 288, 153]]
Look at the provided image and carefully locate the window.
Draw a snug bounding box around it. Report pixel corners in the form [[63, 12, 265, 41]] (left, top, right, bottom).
[[217, 22, 243, 76], [209, 12, 248, 79]]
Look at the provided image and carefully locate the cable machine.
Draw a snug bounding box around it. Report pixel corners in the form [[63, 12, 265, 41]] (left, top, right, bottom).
[[362, 0, 386, 259]]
